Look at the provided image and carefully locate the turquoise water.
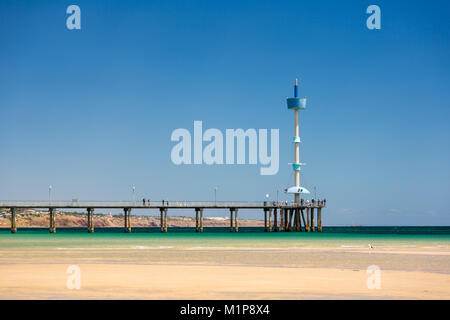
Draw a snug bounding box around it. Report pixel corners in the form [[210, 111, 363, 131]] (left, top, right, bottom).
[[0, 227, 449, 250]]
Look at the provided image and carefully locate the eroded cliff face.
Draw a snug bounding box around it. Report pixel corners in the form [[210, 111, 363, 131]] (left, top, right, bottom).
[[0, 212, 263, 228]]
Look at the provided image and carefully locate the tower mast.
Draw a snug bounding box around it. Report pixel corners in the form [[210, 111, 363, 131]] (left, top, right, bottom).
[[294, 79, 300, 205], [286, 79, 308, 204]]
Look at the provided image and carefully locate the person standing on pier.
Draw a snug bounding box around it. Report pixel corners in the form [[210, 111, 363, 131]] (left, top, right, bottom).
[[142, 198, 146, 206], [147, 199, 150, 206]]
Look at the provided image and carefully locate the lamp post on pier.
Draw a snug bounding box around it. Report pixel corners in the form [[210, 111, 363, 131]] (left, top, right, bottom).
[[214, 186, 218, 205], [48, 185, 52, 205]]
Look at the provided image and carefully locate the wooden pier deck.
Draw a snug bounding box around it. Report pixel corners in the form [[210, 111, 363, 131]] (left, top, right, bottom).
[[0, 200, 326, 233]]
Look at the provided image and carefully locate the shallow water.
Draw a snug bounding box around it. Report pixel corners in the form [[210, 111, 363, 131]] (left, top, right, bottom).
[[1, 227, 449, 251]]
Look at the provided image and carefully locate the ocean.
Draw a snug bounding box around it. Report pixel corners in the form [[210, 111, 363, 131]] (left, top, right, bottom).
[[0, 227, 449, 251]]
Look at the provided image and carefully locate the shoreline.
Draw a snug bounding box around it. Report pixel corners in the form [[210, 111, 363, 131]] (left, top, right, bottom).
[[1, 244, 449, 273]]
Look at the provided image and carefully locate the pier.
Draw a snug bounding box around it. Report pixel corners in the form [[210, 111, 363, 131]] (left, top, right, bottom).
[[0, 200, 326, 233], [1, 79, 327, 235]]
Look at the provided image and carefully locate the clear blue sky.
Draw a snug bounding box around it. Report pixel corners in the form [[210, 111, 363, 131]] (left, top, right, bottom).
[[1, 0, 449, 225]]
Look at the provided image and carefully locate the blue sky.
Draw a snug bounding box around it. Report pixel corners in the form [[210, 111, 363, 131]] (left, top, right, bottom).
[[0, 0, 449, 225]]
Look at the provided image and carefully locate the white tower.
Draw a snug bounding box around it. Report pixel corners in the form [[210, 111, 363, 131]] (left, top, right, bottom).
[[285, 79, 310, 204]]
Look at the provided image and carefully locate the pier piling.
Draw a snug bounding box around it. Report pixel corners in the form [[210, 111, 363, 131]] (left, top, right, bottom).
[[318, 208, 322, 232], [295, 209, 300, 231], [293, 209, 297, 231], [195, 208, 200, 232], [164, 208, 168, 232], [200, 208, 204, 232], [123, 208, 131, 233], [229, 208, 238, 232], [291, 209, 295, 231], [311, 208, 315, 232], [230, 208, 234, 232], [10, 208, 17, 234], [159, 208, 165, 232], [49, 208, 56, 233], [268, 208, 272, 232], [284, 209, 288, 231], [294, 208, 298, 232], [288, 209, 293, 232], [284, 210, 288, 232], [87, 208, 94, 233], [306, 208, 310, 232], [264, 208, 268, 232], [273, 208, 278, 232], [295, 208, 302, 232], [300, 208, 306, 232]]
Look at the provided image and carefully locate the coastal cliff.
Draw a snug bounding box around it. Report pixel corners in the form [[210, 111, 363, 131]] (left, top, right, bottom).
[[0, 210, 263, 228]]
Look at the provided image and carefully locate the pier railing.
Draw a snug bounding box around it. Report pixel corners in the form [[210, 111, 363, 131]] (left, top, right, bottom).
[[0, 200, 326, 209]]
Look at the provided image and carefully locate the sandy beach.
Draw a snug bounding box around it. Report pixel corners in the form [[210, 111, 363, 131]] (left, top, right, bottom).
[[1, 243, 449, 299], [1, 263, 449, 300]]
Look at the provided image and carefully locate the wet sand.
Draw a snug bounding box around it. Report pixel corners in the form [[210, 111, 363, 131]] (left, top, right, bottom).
[[1, 263, 449, 299], [0, 247, 449, 299]]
